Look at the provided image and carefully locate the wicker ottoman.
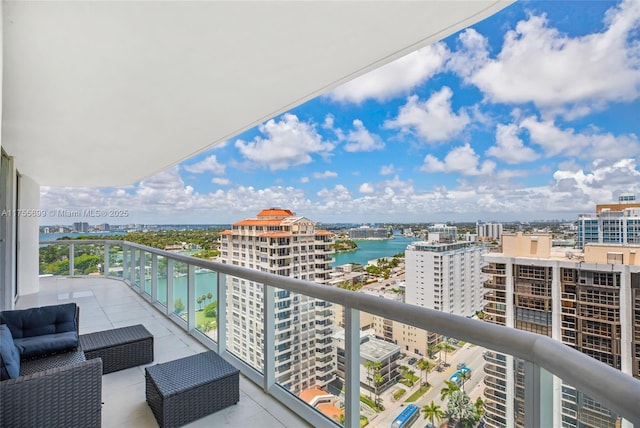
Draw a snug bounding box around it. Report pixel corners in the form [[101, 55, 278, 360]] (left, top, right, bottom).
[[145, 351, 240, 428], [80, 324, 154, 374]]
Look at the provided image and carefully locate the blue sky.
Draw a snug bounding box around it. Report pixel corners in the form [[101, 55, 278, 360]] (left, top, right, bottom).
[[41, 0, 640, 225]]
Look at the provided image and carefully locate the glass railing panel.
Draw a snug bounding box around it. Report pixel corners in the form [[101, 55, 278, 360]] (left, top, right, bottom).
[[122, 246, 132, 282], [194, 267, 218, 342], [72, 243, 104, 275], [171, 261, 188, 325], [39, 243, 71, 276], [143, 252, 152, 295], [224, 274, 264, 374], [272, 291, 341, 425], [107, 244, 123, 278], [132, 249, 142, 288], [156, 255, 168, 307]]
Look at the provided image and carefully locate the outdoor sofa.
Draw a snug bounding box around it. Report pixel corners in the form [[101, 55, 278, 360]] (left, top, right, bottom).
[[0, 303, 103, 428]]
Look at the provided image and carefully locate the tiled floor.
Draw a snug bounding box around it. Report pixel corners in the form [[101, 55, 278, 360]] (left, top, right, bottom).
[[17, 276, 311, 428]]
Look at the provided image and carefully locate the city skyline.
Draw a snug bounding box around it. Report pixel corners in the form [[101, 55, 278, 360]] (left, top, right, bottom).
[[41, 0, 640, 224]]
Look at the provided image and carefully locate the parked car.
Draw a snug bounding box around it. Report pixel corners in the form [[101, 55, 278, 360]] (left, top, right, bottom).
[[407, 357, 417, 365], [457, 362, 466, 370]]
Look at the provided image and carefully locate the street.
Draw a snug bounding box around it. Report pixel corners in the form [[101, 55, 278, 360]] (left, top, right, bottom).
[[367, 342, 486, 428]]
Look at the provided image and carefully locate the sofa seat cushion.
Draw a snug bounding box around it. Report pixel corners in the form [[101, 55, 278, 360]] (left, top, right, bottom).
[[0, 303, 78, 340], [0, 324, 20, 380], [14, 331, 79, 359]]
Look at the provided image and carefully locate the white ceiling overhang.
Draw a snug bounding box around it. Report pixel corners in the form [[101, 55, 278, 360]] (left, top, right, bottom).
[[1, 1, 513, 187]]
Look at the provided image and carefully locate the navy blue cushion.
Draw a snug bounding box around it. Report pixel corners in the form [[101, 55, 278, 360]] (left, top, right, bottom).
[[0, 324, 21, 380], [13, 331, 79, 358], [0, 303, 78, 339]]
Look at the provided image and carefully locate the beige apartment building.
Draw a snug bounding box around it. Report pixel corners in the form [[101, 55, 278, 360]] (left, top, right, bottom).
[[483, 232, 640, 428], [219, 208, 336, 394]]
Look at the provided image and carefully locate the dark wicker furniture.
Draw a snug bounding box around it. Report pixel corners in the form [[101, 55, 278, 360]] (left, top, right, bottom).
[[145, 351, 240, 428], [0, 353, 103, 428], [80, 324, 153, 374]]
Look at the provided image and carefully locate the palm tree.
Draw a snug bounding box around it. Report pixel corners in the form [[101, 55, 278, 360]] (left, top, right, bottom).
[[364, 360, 375, 399], [440, 379, 460, 402], [438, 340, 455, 366], [373, 372, 385, 408], [422, 401, 445, 427], [417, 359, 433, 386], [459, 369, 471, 392]]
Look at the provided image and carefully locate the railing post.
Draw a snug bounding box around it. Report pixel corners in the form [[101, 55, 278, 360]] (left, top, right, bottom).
[[151, 254, 158, 303], [216, 273, 227, 353], [167, 259, 175, 315], [345, 307, 360, 428], [263, 284, 275, 392], [122, 246, 129, 283], [524, 361, 552, 428], [138, 250, 145, 291], [103, 243, 110, 277], [69, 243, 75, 275], [187, 264, 196, 331]]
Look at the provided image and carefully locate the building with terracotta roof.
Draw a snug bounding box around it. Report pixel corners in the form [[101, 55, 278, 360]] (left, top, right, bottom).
[[219, 208, 336, 394]]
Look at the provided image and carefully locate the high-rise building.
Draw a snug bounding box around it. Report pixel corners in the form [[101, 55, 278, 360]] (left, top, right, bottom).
[[72, 222, 88, 233], [218, 208, 335, 394], [476, 222, 504, 242], [482, 232, 640, 428], [405, 240, 486, 318], [577, 194, 640, 249], [347, 225, 391, 240]]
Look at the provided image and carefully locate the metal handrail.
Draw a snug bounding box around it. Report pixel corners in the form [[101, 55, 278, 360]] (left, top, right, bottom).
[[41, 239, 640, 425]]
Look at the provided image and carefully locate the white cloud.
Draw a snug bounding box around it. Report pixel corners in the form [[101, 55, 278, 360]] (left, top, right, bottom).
[[300, 176, 310, 183], [343, 119, 384, 152], [359, 182, 375, 194], [551, 158, 640, 207], [384, 87, 470, 143], [328, 43, 449, 103], [313, 170, 338, 179], [520, 116, 640, 159], [184, 155, 226, 175], [235, 114, 335, 170], [450, 0, 640, 117], [380, 164, 396, 175], [420, 143, 496, 176], [212, 177, 231, 186], [486, 123, 539, 164]]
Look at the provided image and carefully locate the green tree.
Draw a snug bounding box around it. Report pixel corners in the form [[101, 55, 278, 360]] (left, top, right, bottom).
[[364, 360, 375, 399], [446, 390, 475, 427], [438, 340, 455, 366], [417, 358, 433, 386], [459, 369, 472, 392], [422, 401, 445, 427], [204, 301, 217, 318], [174, 298, 185, 314], [440, 380, 460, 402]]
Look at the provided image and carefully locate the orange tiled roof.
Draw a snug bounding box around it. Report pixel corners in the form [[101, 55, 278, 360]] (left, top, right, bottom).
[[299, 388, 329, 403], [315, 230, 334, 236], [317, 403, 343, 420], [220, 230, 233, 235], [257, 208, 294, 218]]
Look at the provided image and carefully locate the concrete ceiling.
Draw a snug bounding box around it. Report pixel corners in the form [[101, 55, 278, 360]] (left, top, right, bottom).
[[1, 1, 513, 187]]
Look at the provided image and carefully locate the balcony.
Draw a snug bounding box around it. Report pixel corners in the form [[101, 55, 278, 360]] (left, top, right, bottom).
[[16, 275, 308, 428], [13, 239, 640, 427]]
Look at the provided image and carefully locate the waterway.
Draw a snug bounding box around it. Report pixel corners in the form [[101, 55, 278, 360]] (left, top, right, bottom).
[[330, 236, 420, 266], [40, 231, 126, 241]]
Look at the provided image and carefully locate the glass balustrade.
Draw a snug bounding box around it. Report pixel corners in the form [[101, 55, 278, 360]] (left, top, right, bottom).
[[38, 240, 640, 428]]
